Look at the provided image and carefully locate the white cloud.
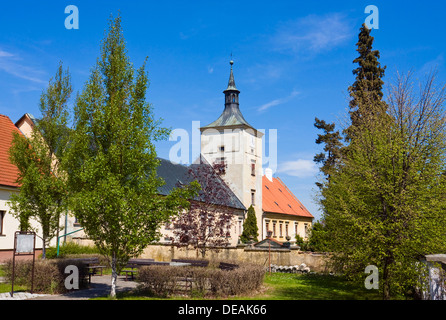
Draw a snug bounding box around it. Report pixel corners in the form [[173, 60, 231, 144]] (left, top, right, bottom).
[[277, 159, 318, 178], [272, 13, 353, 54], [420, 53, 444, 75], [0, 50, 13, 57], [0, 48, 46, 84], [257, 89, 299, 112]]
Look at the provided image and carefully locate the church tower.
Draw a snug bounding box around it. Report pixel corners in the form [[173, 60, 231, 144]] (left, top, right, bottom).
[[200, 60, 263, 240]]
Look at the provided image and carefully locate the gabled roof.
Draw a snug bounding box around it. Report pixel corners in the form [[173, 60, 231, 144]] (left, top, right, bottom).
[[253, 237, 286, 249], [0, 114, 23, 188], [262, 175, 313, 218], [15, 113, 38, 128], [156, 157, 246, 210]]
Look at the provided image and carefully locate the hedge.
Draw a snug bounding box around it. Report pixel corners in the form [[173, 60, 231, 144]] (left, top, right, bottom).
[[137, 262, 265, 297], [3, 258, 90, 294]]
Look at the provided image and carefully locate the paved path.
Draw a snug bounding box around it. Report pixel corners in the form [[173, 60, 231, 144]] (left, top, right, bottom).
[[0, 275, 138, 300]]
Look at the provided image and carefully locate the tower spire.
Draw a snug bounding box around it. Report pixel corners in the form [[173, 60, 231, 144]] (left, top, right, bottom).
[[201, 58, 254, 130], [225, 58, 239, 92]]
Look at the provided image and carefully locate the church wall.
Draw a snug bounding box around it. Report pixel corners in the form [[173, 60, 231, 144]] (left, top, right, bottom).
[[201, 127, 264, 240]]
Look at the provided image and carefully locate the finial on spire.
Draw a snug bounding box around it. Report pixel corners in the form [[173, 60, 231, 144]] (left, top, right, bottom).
[[224, 54, 239, 93]]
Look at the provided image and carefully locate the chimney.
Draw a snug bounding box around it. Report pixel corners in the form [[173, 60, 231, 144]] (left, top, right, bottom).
[[265, 168, 273, 182]]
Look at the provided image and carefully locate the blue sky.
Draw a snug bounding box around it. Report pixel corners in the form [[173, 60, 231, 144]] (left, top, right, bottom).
[[0, 1, 445, 221]]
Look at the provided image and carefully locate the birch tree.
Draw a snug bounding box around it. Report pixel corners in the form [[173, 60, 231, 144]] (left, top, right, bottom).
[[64, 15, 198, 298], [9, 62, 72, 259]]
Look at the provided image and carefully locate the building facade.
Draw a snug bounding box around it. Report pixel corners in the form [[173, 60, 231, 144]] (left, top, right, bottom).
[[200, 61, 313, 243], [0, 60, 313, 255]]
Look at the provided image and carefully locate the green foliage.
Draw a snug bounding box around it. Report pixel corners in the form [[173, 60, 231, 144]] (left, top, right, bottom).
[[306, 221, 331, 252], [313, 118, 343, 187], [295, 234, 309, 251], [8, 62, 72, 258], [316, 24, 446, 300], [3, 259, 89, 294], [63, 15, 199, 297], [240, 205, 259, 243], [45, 242, 102, 259], [346, 23, 389, 141]]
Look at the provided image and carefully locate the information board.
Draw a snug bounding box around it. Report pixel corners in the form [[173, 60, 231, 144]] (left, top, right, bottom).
[[16, 233, 35, 253]]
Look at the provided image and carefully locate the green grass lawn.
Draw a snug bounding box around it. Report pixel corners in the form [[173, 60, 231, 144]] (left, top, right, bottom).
[[109, 272, 383, 300], [258, 273, 382, 300], [0, 264, 27, 294], [0, 261, 384, 300]]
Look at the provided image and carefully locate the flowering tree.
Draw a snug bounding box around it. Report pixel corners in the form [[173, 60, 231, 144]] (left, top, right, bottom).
[[172, 162, 235, 258]]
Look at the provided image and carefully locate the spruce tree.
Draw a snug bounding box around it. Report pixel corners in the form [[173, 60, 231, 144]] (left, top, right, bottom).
[[240, 205, 259, 243], [345, 23, 388, 141]]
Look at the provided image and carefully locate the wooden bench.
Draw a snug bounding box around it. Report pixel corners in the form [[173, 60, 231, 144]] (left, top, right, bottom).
[[121, 258, 160, 281], [218, 262, 239, 271], [70, 257, 107, 283], [171, 259, 209, 267]]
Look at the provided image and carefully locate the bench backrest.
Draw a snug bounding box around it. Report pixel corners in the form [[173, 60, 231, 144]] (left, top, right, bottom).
[[171, 259, 209, 267], [218, 262, 239, 270]]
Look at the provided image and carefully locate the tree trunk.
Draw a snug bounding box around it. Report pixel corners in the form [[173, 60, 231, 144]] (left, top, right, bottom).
[[110, 254, 117, 298], [383, 256, 391, 300], [42, 238, 46, 259]]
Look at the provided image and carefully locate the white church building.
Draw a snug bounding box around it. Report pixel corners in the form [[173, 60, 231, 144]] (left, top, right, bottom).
[[0, 61, 313, 257]]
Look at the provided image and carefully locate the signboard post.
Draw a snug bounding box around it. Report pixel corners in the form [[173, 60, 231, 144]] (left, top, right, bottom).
[[11, 231, 36, 297]]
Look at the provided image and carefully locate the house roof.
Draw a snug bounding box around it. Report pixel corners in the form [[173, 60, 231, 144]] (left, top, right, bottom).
[[262, 175, 313, 218], [156, 157, 246, 210], [15, 113, 38, 128], [0, 114, 23, 188]]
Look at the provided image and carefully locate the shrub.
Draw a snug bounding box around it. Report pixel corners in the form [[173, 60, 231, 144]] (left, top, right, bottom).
[[45, 242, 102, 259], [3, 258, 89, 294], [137, 262, 265, 298], [138, 265, 184, 297]]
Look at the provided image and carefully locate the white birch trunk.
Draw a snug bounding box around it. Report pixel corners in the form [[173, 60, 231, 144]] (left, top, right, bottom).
[[110, 255, 117, 298]]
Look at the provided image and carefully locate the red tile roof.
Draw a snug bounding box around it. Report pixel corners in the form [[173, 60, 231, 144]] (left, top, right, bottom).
[[262, 175, 313, 218], [0, 114, 22, 188]]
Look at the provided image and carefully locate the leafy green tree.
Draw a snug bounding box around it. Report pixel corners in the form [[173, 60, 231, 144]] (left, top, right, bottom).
[[9, 62, 72, 259], [306, 221, 330, 252], [316, 23, 446, 300], [240, 205, 259, 243], [321, 71, 446, 299], [295, 234, 308, 251], [64, 15, 198, 298]]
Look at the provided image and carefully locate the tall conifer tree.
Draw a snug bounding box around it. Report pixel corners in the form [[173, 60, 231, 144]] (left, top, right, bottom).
[[345, 23, 388, 141], [240, 205, 259, 243]]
